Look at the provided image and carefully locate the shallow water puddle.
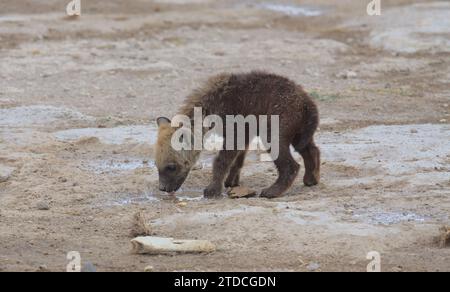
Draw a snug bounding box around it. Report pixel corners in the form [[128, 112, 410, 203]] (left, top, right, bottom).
[[166, 188, 205, 202], [108, 191, 159, 206], [260, 3, 323, 16], [105, 189, 204, 207]]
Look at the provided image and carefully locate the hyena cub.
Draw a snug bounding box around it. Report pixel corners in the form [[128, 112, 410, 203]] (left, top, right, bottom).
[[155, 71, 320, 198]]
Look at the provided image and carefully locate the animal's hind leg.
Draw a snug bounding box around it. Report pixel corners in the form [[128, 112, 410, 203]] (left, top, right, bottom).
[[260, 145, 300, 198], [225, 150, 247, 188], [295, 140, 320, 186]]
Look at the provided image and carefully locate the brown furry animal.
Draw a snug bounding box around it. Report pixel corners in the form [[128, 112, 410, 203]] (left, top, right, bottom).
[[155, 71, 320, 198]]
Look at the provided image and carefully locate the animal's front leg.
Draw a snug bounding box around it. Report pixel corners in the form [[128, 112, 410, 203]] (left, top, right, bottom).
[[225, 150, 247, 188], [204, 150, 239, 198]]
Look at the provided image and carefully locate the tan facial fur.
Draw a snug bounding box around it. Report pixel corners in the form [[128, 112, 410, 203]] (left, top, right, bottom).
[[155, 118, 200, 193]]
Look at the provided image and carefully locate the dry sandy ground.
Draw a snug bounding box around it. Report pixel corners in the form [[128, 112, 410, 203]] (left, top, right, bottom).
[[0, 0, 449, 272]]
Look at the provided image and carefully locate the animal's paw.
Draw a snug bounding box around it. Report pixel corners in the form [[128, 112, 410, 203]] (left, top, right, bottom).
[[303, 172, 320, 187], [203, 184, 224, 199], [260, 187, 284, 199], [224, 175, 240, 188]]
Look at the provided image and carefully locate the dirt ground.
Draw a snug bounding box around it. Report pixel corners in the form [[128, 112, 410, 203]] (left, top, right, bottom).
[[0, 0, 449, 272]]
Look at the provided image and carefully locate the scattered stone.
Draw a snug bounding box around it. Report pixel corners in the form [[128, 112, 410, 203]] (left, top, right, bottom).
[[213, 51, 226, 56], [176, 202, 188, 207], [337, 70, 357, 79], [439, 119, 447, 123], [391, 266, 403, 272], [37, 265, 49, 272], [130, 211, 152, 238], [345, 209, 354, 215], [0, 165, 15, 183], [306, 262, 321, 272], [144, 265, 154, 272], [131, 237, 216, 254], [228, 186, 257, 199], [410, 129, 418, 134], [36, 201, 50, 211]]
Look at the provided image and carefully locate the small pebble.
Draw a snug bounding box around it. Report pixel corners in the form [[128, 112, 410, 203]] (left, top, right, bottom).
[[36, 201, 50, 211], [337, 70, 357, 79], [307, 262, 321, 271], [176, 202, 188, 207], [228, 186, 257, 199], [144, 265, 154, 272], [37, 265, 49, 272]]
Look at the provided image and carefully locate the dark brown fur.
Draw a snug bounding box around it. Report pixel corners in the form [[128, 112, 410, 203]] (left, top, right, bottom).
[[155, 71, 320, 198]]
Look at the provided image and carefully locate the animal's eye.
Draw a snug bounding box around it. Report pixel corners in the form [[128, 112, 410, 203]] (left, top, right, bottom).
[[165, 164, 177, 172]]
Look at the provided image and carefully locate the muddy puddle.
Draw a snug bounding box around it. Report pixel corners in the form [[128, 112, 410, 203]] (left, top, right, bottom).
[[105, 189, 204, 207], [107, 191, 159, 207]]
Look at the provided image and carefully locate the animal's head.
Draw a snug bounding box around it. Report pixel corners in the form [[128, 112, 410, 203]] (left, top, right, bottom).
[[154, 117, 201, 193]]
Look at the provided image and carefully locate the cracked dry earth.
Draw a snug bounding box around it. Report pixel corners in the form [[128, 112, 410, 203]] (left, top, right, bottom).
[[0, 0, 449, 271]]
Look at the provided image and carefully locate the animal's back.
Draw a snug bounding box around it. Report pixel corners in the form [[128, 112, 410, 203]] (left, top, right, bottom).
[[197, 71, 309, 117]]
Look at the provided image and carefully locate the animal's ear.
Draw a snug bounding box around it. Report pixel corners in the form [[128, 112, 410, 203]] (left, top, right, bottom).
[[157, 117, 171, 127]]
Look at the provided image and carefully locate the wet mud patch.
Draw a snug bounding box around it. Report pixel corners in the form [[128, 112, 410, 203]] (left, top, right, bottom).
[[105, 191, 160, 207], [102, 188, 204, 207]]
